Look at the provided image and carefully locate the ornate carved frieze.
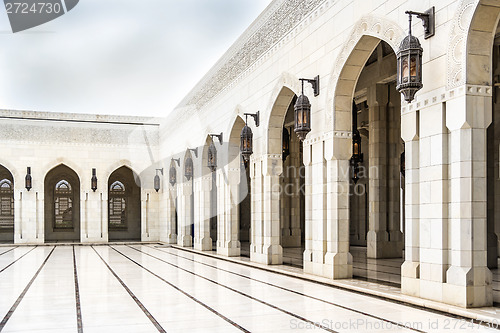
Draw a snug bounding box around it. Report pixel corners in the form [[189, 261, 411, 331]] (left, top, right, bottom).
[[446, 0, 478, 90], [176, 0, 330, 112]]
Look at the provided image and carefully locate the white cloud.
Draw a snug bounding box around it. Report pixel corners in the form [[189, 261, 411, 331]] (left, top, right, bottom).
[[0, 0, 272, 117]]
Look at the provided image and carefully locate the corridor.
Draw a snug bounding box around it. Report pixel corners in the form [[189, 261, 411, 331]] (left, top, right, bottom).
[[0, 244, 499, 332]]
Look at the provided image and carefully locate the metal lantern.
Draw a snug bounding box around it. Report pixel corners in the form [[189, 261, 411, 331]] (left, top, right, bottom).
[[240, 112, 259, 162], [396, 9, 434, 103], [91, 168, 98, 192], [294, 92, 311, 142], [169, 165, 176, 186], [282, 127, 290, 162], [208, 142, 217, 172], [350, 100, 363, 184], [154, 168, 163, 192], [185, 156, 193, 181], [240, 124, 253, 162], [25, 167, 32, 191], [294, 76, 319, 141], [169, 160, 178, 187]]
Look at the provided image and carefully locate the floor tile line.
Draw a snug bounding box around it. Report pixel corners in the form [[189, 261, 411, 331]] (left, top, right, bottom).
[[0, 246, 38, 274], [72, 246, 83, 333], [108, 246, 251, 333], [119, 245, 339, 333], [0, 247, 17, 256], [144, 245, 423, 333], [0, 246, 55, 332], [90, 246, 166, 333]]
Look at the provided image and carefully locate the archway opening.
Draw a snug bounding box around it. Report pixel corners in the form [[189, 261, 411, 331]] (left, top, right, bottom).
[[346, 39, 404, 286], [486, 18, 500, 304], [0, 165, 14, 243], [280, 96, 306, 267], [108, 166, 141, 241], [44, 164, 80, 242]]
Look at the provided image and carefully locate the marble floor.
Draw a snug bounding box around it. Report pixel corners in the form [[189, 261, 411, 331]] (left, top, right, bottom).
[[0, 245, 499, 332]]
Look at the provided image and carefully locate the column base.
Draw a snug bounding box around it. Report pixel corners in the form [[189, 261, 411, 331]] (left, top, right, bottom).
[[323, 252, 353, 279], [304, 250, 353, 279], [250, 244, 282, 264], [443, 266, 493, 308], [401, 261, 420, 297], [177, 235, 192, 247], [14, 235, 44, 244], [217, 240, 241, 257], [161, 233, 177, 244], [194, 236, 212, 251], [367, 230, 403, 258]]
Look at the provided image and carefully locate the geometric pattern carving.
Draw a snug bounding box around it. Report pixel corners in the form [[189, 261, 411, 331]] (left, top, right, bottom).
[[327, 15, 405, 124], [176, 0, 329, 111], [446, 0, 478, 90]]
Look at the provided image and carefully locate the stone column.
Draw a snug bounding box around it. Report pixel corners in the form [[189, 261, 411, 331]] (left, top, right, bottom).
[[194, 176, 212, 251], [387, 84, 403, 252], [304, 134, 352, 279], [177, 182, 192, 247], [367, 84, 402, 258], [281, 131, 302, 247], [443, 88, 492, 307], [216, 166, 241, 256], [324, 135, 352, 279], [250, 155, 282, 264], [401, 109, 420, 297], [163, 185, 177, 243], [418, 102, 449, 301]]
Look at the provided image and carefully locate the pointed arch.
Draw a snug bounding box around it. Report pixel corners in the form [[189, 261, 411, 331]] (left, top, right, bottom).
[[44, 164, 81, 242], [446, 0, 500, 89], [0, 165, 14, 242], [107, 165, 141, 241], [327, 15, 404, 127]]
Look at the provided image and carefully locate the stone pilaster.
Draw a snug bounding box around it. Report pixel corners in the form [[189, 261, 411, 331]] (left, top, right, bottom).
[[443, 88, 492, 307], [304, 134, 352, 279], [417, 102, 450, 302], [250, 155, 282, 264], [216, 166, 241, 256], [177, 182, 192, 247], [194, 176, 213, 251], [401, 109, 421, 297], [367, 84, 402, 258]]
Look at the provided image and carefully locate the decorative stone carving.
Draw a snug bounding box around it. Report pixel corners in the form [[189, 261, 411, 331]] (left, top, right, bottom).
[[175, 0, 332, 112], [446, 0, 478, 90], [326, 15, 405, 125]]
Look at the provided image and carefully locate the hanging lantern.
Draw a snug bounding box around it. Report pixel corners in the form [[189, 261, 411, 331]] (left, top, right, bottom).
[[294, 76, 319, 141], [25, 167, 32, 191], [208, 142, 217, 172], [240, 112, 259, 162], [154, 168, 163, 192], [91, 168, 98, 192], [185, 156, 193, 181], [169, 160, 178, 187], [169, 165, 176, 186], [396, 9, 433, 103], [294, 93, 311, 141], [240, 124, 253, 162], [350, 100, 363, 184], [282, 127, 290, 162]]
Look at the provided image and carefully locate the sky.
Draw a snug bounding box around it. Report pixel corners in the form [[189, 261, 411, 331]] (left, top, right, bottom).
[[0, 0, 272, 117]]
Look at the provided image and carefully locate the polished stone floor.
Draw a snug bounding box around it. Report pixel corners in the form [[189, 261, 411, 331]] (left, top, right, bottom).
[[0, 245, 499, 332]]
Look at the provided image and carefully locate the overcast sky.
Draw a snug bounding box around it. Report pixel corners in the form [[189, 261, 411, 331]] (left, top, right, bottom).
[[0, 0, 272, 117]]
